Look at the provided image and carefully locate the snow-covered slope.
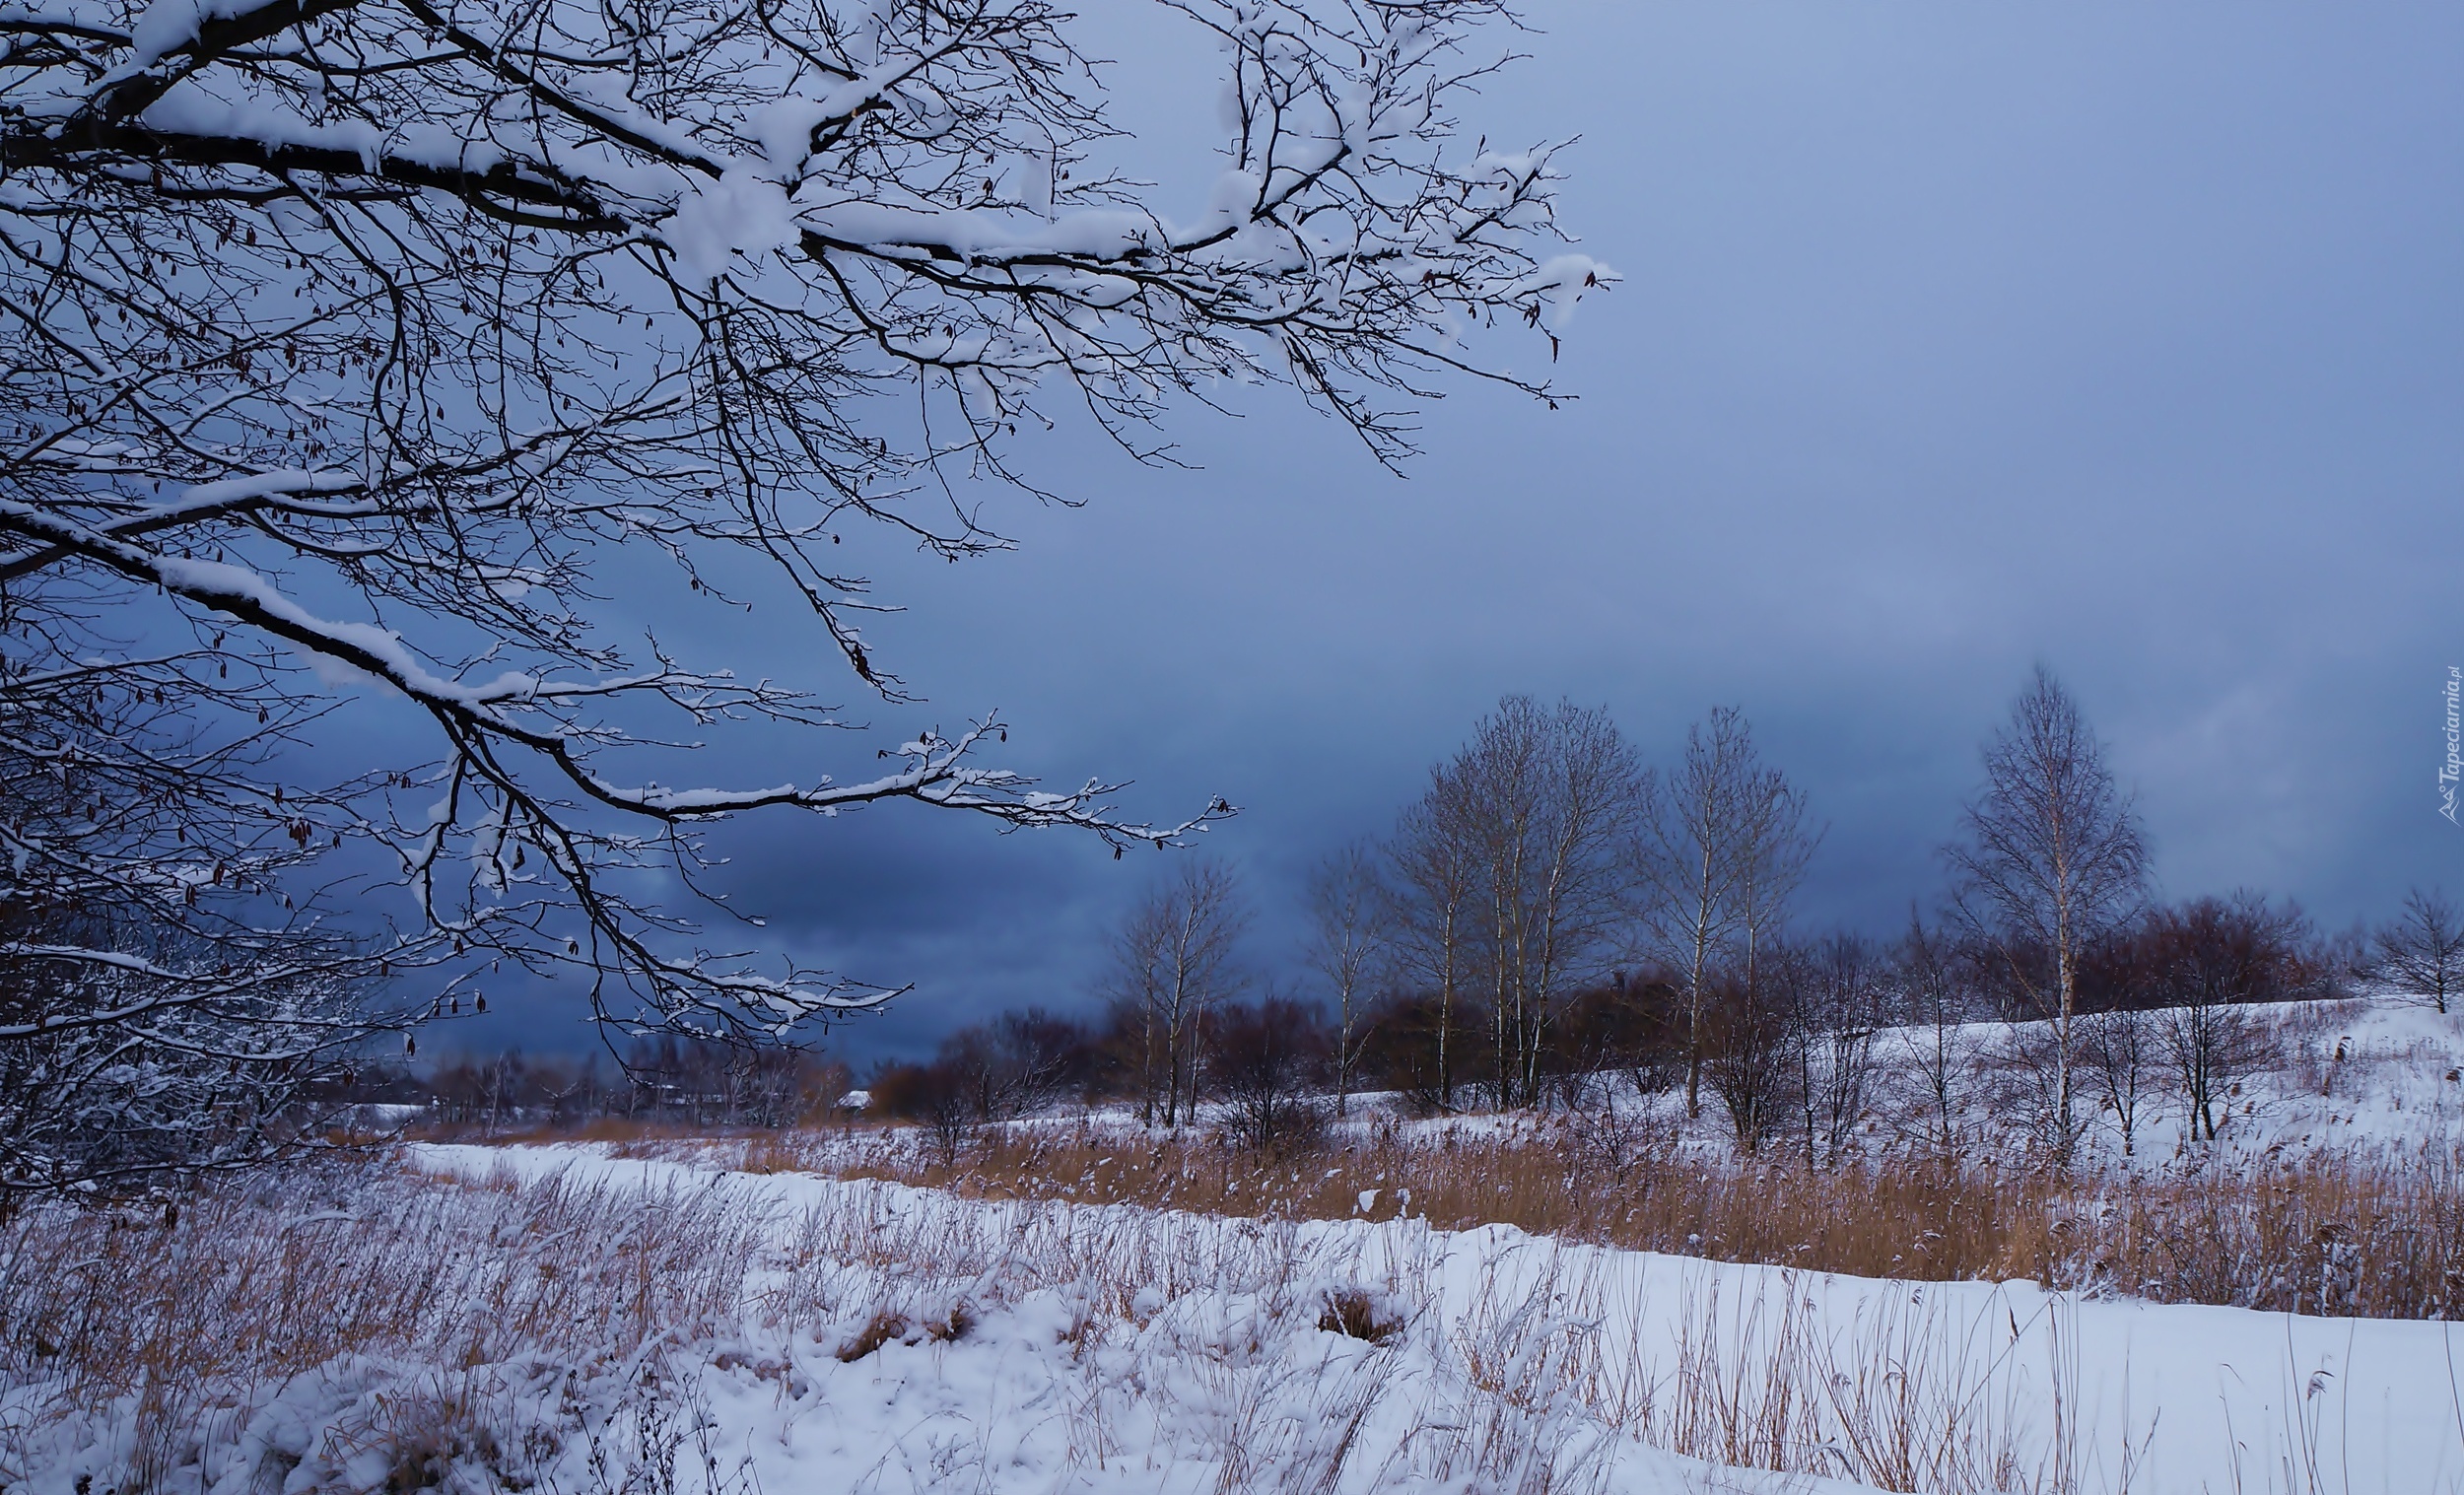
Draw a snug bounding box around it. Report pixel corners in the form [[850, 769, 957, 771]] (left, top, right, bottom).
[[423, 1144, 2462, 1495], [1353, 994, 2464, 1174], [11, 1138, 2455, 1494]]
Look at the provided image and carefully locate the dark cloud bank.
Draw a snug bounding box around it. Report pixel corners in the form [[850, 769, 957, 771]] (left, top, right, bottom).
[[466, 0, 2464, 1064]]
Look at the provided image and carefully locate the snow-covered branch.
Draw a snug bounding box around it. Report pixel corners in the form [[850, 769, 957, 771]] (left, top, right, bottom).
[[0, 0, 1599, 1047]]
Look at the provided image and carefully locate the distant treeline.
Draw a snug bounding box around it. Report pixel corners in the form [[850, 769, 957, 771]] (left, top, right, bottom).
[[351, 1038, 854, 1132], [866, 888, 2362, 1152], [876, 679, 2460, 1163]]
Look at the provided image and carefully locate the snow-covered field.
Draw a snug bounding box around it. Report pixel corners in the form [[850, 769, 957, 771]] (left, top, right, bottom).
[[828, 995, 2464, 1177], [2202, 996, 2464, 1153], [1512, 994, 2464, 1174], [448, 1146, 2464, 1495], [12, 1141, 2456, 1495], [9, 998, 2461, 1495]]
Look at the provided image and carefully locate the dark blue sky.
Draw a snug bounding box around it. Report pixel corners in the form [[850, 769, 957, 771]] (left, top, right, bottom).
[[458, 0, 2464, 1064]]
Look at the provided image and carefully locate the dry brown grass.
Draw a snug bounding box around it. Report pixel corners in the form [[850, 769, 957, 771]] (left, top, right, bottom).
[[0, 1160, 768, 1492], [721, 1117, 2464, 1321], [1318, 1286, 1403, 1343], [408, 1114, 708, 1147], [1, 1150, 2062, 1495], [9, 1145, 2439, 1494]]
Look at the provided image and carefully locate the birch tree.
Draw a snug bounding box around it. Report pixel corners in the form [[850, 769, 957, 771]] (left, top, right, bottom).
[[1730, 755, 1818, 1002], [1387, 766, 1478, 1112], [1452, 696, 1641, 1108], [1107, 857, 1246, 1128], [1944, 667, 2147, 1166], [1301, 840, 1385, 1118], [1633, 707, 1794, 1120]]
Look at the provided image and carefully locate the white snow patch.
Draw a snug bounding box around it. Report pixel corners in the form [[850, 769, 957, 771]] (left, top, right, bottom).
[[663, 170, 802, 281]]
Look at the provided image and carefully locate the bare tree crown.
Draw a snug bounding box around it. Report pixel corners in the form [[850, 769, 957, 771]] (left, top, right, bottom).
[[1104, 855, 1248, 1126], [2372, 887, 2463, 1015], [1946, 666, 2149, 969], [1631, 705, 1815, 1119]]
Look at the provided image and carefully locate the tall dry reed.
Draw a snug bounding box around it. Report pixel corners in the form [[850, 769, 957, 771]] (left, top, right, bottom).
[[738, 1119, 2464, 1320]]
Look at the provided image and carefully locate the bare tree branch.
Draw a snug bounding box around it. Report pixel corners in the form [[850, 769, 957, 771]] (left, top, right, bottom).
[[1, 0, 1597, 1040]]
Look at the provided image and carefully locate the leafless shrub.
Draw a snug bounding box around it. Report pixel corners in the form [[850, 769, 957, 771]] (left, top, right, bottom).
[[1700, 974, 1800, 1155], [968, 1010, 1098, 1121], [863, 1054, 984, 1168], [2077, 1005, 2160, 1157], [1884, 914, 1984, 1160], [1787, 931, 1886, 1169], [1210, 996, 1331, 1151], [2141, 895, 2303, 1142]]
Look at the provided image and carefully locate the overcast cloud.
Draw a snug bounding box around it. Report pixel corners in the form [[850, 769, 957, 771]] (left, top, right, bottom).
[[457, 0, 2464, 1064]]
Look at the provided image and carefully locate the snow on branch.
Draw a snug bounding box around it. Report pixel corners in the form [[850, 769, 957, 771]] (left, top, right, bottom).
[[0, 0, 1600, 1042]]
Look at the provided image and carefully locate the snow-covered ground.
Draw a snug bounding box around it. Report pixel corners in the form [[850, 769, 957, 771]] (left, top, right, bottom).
[[448, 1144, 2464, 1494], [1360, 994, 2464, 1173], [833, 996, 2464, 1179], [10, 1004, 2460, 1495], [2221, 996, 2464, 1151], [45, 1142, 2401, 1495]]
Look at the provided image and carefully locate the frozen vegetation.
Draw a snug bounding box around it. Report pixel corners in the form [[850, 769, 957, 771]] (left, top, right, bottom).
[[4, 1138, 2459, 1495], [7, 991, 2463, 1495]]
